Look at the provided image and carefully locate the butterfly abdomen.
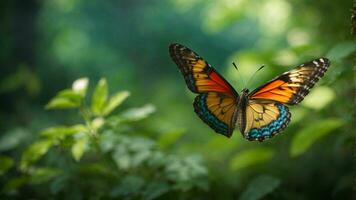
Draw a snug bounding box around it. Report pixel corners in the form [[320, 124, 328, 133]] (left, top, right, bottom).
[[246, 103, 291, 142]]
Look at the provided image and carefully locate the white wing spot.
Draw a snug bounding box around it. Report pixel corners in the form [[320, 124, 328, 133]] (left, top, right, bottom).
[[312, 61, 319, 66]]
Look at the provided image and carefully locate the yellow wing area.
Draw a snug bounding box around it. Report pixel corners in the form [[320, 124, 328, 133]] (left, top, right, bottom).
[[241, 101, 291, 141], [194, 92, 237, 137]]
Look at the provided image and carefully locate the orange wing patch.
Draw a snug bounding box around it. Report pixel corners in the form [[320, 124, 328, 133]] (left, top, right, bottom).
[[250, 58, 330, 105]]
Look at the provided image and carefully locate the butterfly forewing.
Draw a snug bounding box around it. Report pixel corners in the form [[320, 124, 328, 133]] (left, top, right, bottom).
[[169, 43, 238, 96], [249, 58, 330, 105]]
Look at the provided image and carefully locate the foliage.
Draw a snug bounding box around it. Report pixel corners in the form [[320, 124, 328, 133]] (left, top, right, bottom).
[[0, 0, 355, 199], [1, 78, 208, 199]]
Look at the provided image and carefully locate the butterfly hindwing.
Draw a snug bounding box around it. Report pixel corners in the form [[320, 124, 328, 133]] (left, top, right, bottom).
[[194, 92, 238, 137], [249, 58, 330, 105], [242, 102, 291, 141], [169, 43, 239, 137]]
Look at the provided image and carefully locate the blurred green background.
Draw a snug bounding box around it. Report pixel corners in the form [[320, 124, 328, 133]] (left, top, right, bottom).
[[0, 0, 355, 199]]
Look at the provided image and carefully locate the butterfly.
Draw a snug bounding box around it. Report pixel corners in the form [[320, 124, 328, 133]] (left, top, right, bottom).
[[169, 43, 330, 142]]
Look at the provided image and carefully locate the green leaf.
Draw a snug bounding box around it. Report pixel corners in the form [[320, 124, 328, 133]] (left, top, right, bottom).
[[1, 176, 29, 193], [72, 77, 89, 97], [41, 125, 88, 141], [92, 117, 105, 131], [240, 175, 281, 200], [0, 128, 29, 152], [158, 129, 185, 149], [142, 181, 170, 200], [99, 131, 119, 153], [102, 91, 130, 116], [29, 167, 61, 184], [290, 118, 344, 157], [45, 97, 79, 109], [71, 134, 89, 161], [230, 148, 274, 171], [45, 89, 82, 109], [20, 139, 54, 171], [327, 41, 356, 61], [0, 156, 14, 175], [120, 104, 156, 122], [113, 146, 131, 170], [91, 78, 108, 115]]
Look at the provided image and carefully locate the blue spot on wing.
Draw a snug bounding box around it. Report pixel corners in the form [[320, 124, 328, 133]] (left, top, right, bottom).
[[193, 94, 230, 136], [246, 103, 291, 141]]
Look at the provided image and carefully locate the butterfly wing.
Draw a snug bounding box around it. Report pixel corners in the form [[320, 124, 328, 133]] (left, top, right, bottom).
[[239, 101, 291, 141], [169, 43, 239, 137], [249, 58, 330, 105]]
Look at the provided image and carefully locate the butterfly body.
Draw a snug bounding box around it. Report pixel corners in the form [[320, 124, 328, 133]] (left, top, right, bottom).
[[169, 43, 330, 142]]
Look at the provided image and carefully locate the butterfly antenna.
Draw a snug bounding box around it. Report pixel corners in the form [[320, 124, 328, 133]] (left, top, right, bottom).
[[232, 62, 246, 88], [245, 64, 266, 88]]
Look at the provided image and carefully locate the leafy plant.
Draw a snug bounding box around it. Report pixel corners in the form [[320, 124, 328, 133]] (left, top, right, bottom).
[[1, 78, 208, 199]]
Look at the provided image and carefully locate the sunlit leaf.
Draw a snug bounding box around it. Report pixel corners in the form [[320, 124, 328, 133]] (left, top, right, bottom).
[[72, 77, 89, 96], [91, 78, 108, 115], [327, 41, 356, 61], [20, 139, 54, 171], [290, 118, 344, 157], [103, 91, 130, 116], [0, 156, 13, 175], [230, 148, 275, 171], [120, 104, 156, 122], [240, 175, 281, 200], [29, 167, 61, 184], [45, 89, 82, 109], [0, 128, 29, 152], [302, 86, 335, 110], [158, 129, 185, 149], [71, 134, 89, 161], [41, 125, 88, 141], [92, 117, 105, 131], [142, 181, 170, 200], [45, 96, 79, 109]]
